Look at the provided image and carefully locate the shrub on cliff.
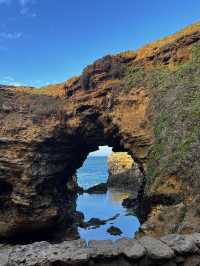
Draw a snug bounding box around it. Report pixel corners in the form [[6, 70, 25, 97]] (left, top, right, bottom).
[[122, 44, 200, 196]]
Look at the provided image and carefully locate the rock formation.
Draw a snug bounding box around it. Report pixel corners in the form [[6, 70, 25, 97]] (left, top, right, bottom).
[[108, 152, 134, 176], [107, 152, 143, 193], [2, 234, 200, 265], [1, 21, 200, 240]]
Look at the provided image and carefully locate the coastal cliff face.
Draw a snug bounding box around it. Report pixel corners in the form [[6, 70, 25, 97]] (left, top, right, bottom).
[[1, 22, 200, 239], [107, 152, 143, 193], [108, 152, 134, 176], [0, 61, 152, 239]]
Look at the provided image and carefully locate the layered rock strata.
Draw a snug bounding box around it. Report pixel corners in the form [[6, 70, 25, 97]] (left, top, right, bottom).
[[1, 22, 200, 239], [108, 152, 143, 194], [108, 152, 134, 176], [0, 57, 152, 238]]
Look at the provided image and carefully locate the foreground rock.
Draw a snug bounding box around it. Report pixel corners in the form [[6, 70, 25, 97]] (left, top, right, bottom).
[[160, 234, 198, 255], [139, 236, 174, 260], [2, 234, 200, 265]]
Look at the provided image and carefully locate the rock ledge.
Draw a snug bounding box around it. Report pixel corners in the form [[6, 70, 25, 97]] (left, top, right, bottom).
[[2, 234, 200, 266]]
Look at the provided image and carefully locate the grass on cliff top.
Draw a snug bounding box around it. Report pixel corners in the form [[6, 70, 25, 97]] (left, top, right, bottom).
[[119, 21, 200, 61], [136, 21, 200, 59], [14, 21, 200, 98], [123, 43, 200, 192], [15, 83, 66, 97]]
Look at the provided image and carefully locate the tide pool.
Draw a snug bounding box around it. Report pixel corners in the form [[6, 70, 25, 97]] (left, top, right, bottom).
[[77, 190, 140, 241], [76, 156, 140, 241]]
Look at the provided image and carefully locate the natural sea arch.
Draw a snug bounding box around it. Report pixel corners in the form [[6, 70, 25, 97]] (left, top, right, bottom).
[[1, 24, 200, 241], [76, 146, 141, 241], [0, 78, 152, 240]]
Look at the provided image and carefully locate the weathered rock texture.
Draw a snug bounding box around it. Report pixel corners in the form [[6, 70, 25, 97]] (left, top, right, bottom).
[[1, 21, 200, 239], [108, 152, 134, 176], [108, 152, 143, 193], [0, 57, 152, 239], [2, 234, 200, 265]]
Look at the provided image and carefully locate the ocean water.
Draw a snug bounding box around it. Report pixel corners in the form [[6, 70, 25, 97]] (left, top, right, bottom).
[[77, 156, 109, 189], [76, 156, 140, 241]]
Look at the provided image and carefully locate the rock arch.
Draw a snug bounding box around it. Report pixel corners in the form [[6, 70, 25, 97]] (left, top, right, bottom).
[[1, 25, 200, 239], [0, 63, 152, 239]]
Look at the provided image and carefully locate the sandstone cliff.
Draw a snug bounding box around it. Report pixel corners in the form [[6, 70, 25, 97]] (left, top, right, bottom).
[[1, 21, 200, 239], [107, 152, 143, 195], [108, 152, 134, 176]]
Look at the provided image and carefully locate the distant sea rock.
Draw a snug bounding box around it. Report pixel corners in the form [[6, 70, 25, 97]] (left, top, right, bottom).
[[84, 183, 107, 194], [107, 152, 143, 195]]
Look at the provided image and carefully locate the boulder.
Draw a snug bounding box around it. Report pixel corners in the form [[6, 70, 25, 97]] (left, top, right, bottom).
[[9, 240, 89, 266], [114, 238, 146, 259], [160, 234, 198, 255], [139, 236, 175, 260]]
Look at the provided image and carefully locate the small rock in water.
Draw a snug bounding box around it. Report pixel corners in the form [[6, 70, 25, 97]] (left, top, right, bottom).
[[84, 183, 107, 194], [107, 213, 120, 222], [80, 214, 120, 229], [83, 218, 106, 229], [107, 226, 122, 236]]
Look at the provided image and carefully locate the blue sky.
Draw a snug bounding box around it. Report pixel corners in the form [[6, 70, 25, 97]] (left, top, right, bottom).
[[89, 146, 112, 157], [0, 0, 200, 87]]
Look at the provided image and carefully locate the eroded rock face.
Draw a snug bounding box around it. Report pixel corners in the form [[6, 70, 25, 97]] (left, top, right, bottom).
[[108, 152, 134, 176], [0, 74, 153, 239], [107, 152, 143, 194], [1, 22, 200, 239]]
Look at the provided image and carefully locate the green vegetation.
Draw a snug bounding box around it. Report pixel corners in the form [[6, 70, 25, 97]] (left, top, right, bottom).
[[122, 65, 171, 92], [123, 44, 200, 191]]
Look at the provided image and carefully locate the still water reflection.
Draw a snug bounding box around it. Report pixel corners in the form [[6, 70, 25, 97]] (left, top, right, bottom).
[[77, 190, 140, 241]]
